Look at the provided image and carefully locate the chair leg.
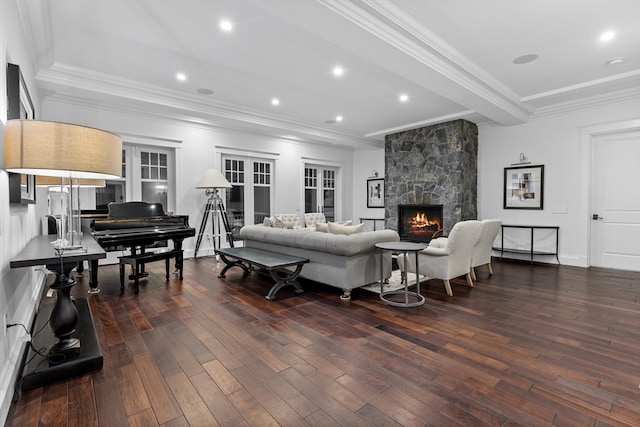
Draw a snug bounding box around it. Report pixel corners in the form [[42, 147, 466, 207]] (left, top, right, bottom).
[[466, 273, 474, 288], [488, 263, 493, 275], [470, 267, 476, 281], [443, 280, 453, 297]]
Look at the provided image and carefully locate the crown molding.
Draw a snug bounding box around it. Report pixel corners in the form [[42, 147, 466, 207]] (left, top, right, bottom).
[[318, 0, 532, 125], [41, 82, 382, 150]]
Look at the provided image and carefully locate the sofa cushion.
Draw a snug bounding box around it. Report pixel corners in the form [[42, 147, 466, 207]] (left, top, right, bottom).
[[316, 222, 329, 232], [327, 222, 364, 235]]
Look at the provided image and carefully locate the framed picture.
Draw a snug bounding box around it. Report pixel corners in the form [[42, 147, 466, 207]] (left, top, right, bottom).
[[367, 178, 385, 208], [7, 62, 37, 204], [504, 165, 544, 210]]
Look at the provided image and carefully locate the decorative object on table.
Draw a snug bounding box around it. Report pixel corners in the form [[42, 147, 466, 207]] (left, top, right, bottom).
[[194, 168, 234, 257], [503, 164, 544, 210], [367, 177, 385, 208], [6, 63, 36, 204]]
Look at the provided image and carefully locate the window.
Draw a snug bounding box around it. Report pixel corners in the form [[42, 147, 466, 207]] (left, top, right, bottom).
[[96, 145, 174, 213], [304, 165, 337, 222], [223, 156, 274, 238]]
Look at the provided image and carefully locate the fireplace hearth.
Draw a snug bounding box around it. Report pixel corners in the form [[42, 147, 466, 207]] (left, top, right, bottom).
[[398, 204, 444, 243]]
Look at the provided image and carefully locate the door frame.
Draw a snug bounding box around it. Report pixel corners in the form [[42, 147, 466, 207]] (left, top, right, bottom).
[[579, 119, 640, 267]]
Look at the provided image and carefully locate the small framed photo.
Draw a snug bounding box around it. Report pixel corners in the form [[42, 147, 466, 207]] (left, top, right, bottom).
[[367, 178, 385, 208], [504, 165, 544, 210]]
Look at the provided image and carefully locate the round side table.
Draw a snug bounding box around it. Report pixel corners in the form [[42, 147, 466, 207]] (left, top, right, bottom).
[[375, 241, 426, 307]]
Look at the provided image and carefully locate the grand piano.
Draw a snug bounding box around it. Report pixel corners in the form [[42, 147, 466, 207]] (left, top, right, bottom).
[[90, 202, 196, 290]]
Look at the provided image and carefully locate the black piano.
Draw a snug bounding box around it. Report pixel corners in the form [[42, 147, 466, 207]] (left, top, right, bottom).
[[90, 202, 195, 290]]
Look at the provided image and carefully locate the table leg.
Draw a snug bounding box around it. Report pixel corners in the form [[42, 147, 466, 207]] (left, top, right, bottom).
[[47, 262, 81, 364], [217, 253, 251, 278], [88, 259, 100, 294], [266, 265, 305, 300]]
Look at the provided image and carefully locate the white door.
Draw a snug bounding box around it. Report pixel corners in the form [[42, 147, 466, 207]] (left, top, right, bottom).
[[590, 130, 640, 271]]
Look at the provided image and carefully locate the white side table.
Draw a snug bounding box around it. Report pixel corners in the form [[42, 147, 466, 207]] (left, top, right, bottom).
[[375, 241, 426, 307]]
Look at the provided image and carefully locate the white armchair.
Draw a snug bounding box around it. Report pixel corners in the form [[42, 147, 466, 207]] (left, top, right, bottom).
[[470, 219, 502, 280], [398, 220, 482, 296], [304, 212, 327, 228]]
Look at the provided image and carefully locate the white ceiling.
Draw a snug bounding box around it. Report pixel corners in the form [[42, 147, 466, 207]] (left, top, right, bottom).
[[17, 0, 640, 149]]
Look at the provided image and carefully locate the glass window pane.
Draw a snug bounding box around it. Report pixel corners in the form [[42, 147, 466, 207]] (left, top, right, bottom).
[[254, 187, 270, 224], [141, 151, 149, 165], [226, 187, 244, 240], [141, 166, 149, 179], [142, 182, 168, 208], [160, 168, 167, 180], [160, 154, 167, 167], [150, 168, 158, 179]]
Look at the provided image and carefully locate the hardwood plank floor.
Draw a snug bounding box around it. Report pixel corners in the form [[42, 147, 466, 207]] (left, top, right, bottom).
[[5, 256, 640, 426]]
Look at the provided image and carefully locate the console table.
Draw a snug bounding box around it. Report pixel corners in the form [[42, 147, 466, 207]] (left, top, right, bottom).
[[359, 217, 385, 231], [495, 225, 560, 264], [10, 234, 105, 389]]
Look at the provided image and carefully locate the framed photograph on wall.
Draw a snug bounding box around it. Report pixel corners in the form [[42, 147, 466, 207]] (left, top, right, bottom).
[[367, 178, 385, 208], [504, 164, 544, 210], [7, 62, 37, 204]]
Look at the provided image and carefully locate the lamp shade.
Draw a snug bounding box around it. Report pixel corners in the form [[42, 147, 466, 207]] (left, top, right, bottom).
[[195, 168, 232, 189], [36, 175, 106, 188], [4, 119, 122, 179]]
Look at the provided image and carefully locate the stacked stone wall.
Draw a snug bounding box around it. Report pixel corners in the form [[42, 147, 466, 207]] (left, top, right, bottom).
[[384, 119, 478, 232]]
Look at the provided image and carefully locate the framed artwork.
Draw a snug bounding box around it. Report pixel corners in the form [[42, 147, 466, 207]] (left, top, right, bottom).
[[367, 178, 385, 208], [504, 164, 544, 210], [7, 62, 36, 204]]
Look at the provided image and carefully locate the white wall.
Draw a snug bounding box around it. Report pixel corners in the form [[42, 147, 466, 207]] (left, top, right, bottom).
[[478, 99, 640, 266], [352, 147, 386, 226]]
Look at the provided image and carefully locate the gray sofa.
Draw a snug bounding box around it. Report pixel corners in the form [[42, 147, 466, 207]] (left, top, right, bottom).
[[239, 224, 400, 300]]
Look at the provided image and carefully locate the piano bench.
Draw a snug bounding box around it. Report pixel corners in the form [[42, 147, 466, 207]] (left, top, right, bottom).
[[118, 249, 184, 294]]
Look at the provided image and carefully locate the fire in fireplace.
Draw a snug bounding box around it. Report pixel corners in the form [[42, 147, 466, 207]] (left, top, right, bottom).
[[398, 204, 444, 243]]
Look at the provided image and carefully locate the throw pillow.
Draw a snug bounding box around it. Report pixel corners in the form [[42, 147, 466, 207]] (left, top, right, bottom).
[[316, 222, 329, 233], [272, 217, 284, 228], [327, 222, 365, 235], [263, 217, 273, 227]]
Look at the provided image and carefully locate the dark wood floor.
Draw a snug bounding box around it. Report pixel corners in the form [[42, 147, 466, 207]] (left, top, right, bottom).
[[5, 256, 640, 427]]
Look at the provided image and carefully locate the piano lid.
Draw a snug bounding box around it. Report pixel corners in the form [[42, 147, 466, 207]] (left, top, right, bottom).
[[107, 201, 166, 219]]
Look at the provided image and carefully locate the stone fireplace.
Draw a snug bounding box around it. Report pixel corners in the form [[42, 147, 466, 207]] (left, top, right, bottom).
[[398, 204, 443, 243], [385, 119, 478, 232]]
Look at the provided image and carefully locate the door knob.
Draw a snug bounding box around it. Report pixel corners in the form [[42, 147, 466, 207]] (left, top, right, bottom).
[[592, 214, 603, 220]]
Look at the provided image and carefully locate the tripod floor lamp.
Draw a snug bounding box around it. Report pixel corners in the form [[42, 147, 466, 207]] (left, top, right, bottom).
[[194, 168, 235, 257]]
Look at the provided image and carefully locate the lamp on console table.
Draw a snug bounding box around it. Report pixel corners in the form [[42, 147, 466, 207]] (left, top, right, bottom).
[[194, 168, 234, 258], [36, 176, 106, 293], [4, 119, 122, 363]]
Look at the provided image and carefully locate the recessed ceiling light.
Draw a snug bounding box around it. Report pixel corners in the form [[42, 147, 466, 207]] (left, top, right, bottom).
[[332, 66, 344, 77], [399, 94, 409, 102], [176, 73, 187, 81], [197, 88, 214, 95], [220, 20, 233, 32], [607, 57, 624, 66], [600, 31, 615, 42], [336, 115, 343, 122], [271, 98, 280, 106], [512, 54, 538, 65]]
